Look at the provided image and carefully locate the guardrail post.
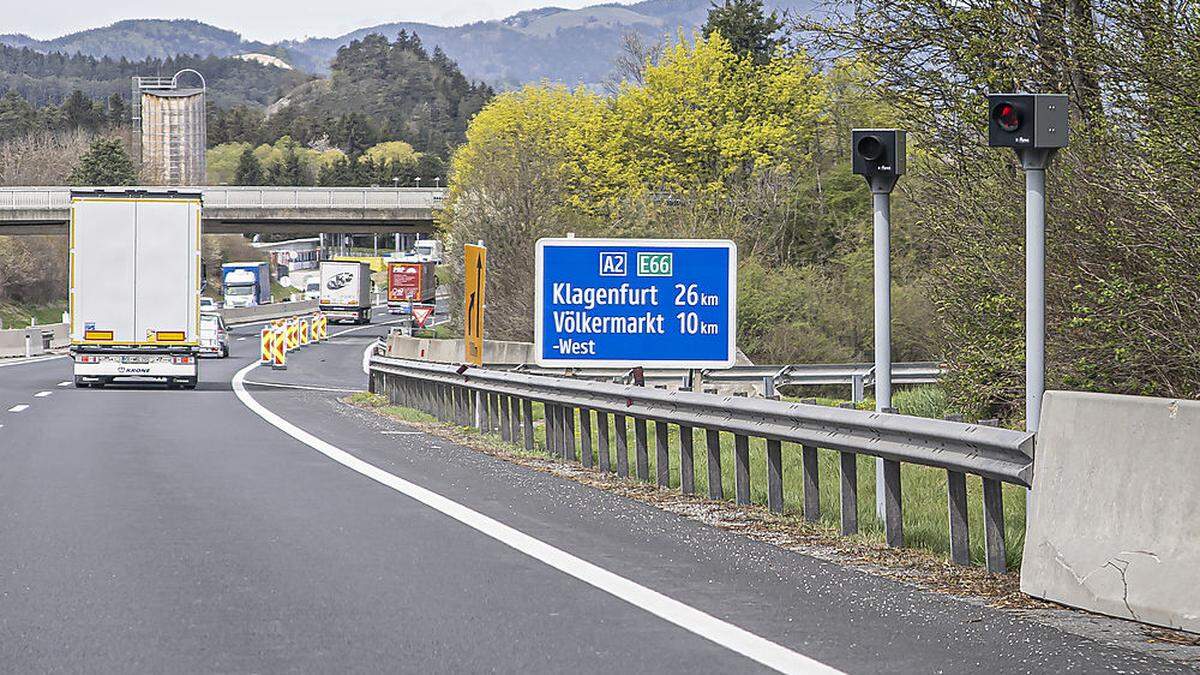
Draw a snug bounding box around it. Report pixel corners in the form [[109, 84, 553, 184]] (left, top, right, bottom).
[[761, 376, 776, 400], [579, 408, 593, 468], [614, 415, 630, 477], [839, 452, 858, 535], [766, 439, 783, 513], [978, 418, 1007, 573], [434, 383, 447, 421], [489, 393, 502, 433], [983, 477, 1007, 573], [453, 386, 464, 426], [883, 459, 904, 547], [596, 411, 611, 472], [803, 445, 820, 521], [851, 374, 865, 404], [679, 426, 695, 495], [563, 406, 577, 462], [509, 397, 522, 449], [522, 399, 535, 452], [499, 396, 513, 442], [706, 429, 723, 499], [479, 393, 491, 433], [947, 470, 970, 566], [544, 404, 557, 455], [734, 435, 751, 505], [634, 419, 649, 480], [655, 422, 670, 487]]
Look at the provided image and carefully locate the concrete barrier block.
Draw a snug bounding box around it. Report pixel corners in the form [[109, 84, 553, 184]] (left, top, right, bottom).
[[1022, 390, 1200, 633]]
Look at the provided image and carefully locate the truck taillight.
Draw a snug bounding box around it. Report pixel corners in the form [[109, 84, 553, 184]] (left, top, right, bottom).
[[78, 355, 100, 364], [172, 355, 194, 365]]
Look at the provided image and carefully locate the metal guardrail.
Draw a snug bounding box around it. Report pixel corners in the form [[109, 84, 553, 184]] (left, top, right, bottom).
[[368, 356, 1032, 572], [501, 361, 944, 401], [0, 186, 447, 211]]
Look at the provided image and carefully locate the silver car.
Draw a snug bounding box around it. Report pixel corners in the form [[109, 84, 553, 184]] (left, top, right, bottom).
[[199, 312, 230, 358]]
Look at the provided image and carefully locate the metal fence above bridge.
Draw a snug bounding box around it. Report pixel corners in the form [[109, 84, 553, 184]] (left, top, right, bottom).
[[0, 186, 447, 211]]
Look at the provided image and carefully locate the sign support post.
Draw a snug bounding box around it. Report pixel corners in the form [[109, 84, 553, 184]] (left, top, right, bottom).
[[463, 243, 487, 366]]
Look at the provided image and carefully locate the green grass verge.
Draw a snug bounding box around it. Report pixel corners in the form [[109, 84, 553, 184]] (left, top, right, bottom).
[[354, 388, 1026, 570], [0, 301, 68, 329]]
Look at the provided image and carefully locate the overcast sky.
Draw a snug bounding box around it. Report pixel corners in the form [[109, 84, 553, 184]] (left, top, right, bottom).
[[10, 0, 625, 42]]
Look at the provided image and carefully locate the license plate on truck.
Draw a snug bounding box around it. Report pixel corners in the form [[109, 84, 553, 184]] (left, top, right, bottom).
[[121, 354, 166, 364]]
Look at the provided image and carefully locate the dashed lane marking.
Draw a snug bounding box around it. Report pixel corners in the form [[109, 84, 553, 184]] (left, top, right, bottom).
[[8, 405, 30, 412], [57, 381, 71, 387], [34, 391, 51, 397]]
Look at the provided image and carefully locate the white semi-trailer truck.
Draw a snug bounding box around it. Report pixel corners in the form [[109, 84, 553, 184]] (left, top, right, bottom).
[[70, 190, 202, 389], [318, 260, 372, 324]]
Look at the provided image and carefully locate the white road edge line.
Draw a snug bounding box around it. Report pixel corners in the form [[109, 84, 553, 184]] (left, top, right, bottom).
[[242, 380, 360, 394], [34, 391, 52, 397], [231, 359, 840, 675], [0, 354, 67, 368], [8, 404, 30, 412]]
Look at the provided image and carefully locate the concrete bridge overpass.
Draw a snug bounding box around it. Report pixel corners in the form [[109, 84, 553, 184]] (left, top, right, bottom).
[[0, 186, 445, 235]]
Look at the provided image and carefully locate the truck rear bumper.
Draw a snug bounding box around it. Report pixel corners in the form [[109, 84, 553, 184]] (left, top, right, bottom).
[[74, 354, 198, 380], [322, 307, 369, 322]]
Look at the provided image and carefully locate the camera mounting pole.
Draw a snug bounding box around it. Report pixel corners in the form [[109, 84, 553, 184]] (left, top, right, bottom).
[[853, 129, 905, 527], [986, 94, 1068, 434]]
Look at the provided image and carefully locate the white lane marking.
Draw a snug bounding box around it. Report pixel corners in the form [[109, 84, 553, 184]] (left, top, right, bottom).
[[242, 380, 360, 394], [8, 405, 30, 412], [34, 391, 51, 398], [231, 360, 840, 675], [0, 354, 67, 368], [237, 337, 247, 341], [57, 381, 71, 387], [381, 430, 423, 435]]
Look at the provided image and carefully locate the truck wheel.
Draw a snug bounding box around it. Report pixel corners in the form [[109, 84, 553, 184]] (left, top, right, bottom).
[[221, 346, 229, 358], [74, 377, 90, 388], [183, 378, 198, 390]]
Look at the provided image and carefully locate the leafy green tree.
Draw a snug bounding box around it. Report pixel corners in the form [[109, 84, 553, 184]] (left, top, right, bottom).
[[67, 137, 136, 185], [702, 0, 784, 63], [268, 144, 305, 186], [233, 145, 265, 185]]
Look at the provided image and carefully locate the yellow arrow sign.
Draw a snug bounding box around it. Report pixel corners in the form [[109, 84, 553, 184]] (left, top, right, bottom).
[[464, 243, 487, 365]]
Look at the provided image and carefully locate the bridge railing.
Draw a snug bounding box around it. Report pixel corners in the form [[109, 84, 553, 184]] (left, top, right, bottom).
[[368, 355, 1032, 573], [0, 186, 447, 211]]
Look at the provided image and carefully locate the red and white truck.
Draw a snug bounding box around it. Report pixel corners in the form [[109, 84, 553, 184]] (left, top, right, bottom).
[[386, 261, 437, 314]]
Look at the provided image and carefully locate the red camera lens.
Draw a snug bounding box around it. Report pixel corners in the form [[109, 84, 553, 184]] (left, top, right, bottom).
[[993, 102, 1021, 132]]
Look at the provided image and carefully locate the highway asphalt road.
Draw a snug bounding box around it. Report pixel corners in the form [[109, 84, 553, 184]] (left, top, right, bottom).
[[0, 316, 1193, 673]]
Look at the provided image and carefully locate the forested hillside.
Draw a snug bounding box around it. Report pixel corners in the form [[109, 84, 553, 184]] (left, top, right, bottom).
[[0, 19, 286, 62], [203, 30, 492, 188], [0, 43, 310, 110]]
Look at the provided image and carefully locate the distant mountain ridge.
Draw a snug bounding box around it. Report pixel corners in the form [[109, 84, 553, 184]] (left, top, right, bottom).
[[1, 0, 813, 89]]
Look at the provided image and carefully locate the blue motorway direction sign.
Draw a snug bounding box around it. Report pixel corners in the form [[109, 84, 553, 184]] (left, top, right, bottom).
[[535, 238, 737, 368]]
